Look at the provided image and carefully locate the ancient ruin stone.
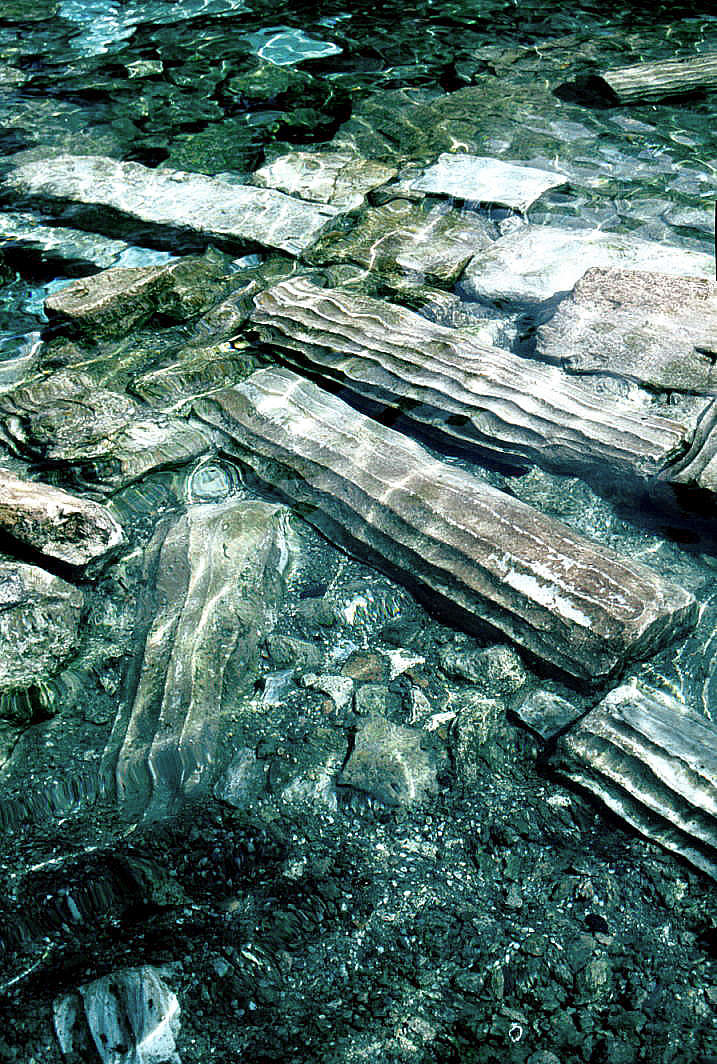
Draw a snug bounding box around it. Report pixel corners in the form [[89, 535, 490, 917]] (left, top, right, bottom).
[[250, 277, 691, 483], [54, 966, 180, 1064], [106, 500, 294, 818]]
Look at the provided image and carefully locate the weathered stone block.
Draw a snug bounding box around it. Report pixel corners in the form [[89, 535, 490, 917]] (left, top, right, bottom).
[[0, 468, 123, 570], [194, 366, 696, 684], [552, 683, 717, 878], [536, 268, 717, 395]]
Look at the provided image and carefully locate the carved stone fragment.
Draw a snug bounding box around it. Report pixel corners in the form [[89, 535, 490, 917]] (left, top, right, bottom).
[[4, 154, 341, 255], [54, 966, 181, 1064], [250, 277, 690, 482], [194, 366, 697, 684], [552, 684, 717, 878], [0, 468, 123, 569], [536, 268, 717, 395]]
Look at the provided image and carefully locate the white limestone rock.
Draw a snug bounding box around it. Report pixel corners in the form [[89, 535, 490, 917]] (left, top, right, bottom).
[[4, 154, 341, 256], [461, 224, 714, 307], [410, 153, 566, 211]]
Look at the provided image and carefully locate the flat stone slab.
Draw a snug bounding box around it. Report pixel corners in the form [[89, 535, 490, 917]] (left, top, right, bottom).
[[194, 366, 696, 685], [409, 153, 567, 212], [536, 268, 717, 395], [0, 370, 210, 494], [461, 224, 714, 307], [552, 683, 717, 879], [305, 199, 494, 284], [252, 151, 397, 211], [0, 468, 123, 570], [0, 561, 83, 696], [251, 277, 691, 483], [45, 255, 233, 340], [0, 211, 133, 271], [4, 154, 342, 256]]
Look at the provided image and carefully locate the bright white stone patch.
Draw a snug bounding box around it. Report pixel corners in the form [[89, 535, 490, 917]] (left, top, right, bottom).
[[411, 153, 567, 212], [462, 224, 714, 306]]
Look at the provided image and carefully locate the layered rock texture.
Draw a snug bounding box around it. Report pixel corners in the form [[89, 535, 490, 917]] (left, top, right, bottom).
[[552, 684, 717, 878], [0, 370, 209, 494], [104, 499, 293, 819], [304, 199, 494, 285], [252, 151, 397, 211], [194, 366, 696, 684], [250, 277, 691, 483]]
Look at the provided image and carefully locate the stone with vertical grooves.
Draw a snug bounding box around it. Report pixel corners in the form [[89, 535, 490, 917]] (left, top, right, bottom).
[[105, 499, 293, 820], [193, 366, 697, 685]]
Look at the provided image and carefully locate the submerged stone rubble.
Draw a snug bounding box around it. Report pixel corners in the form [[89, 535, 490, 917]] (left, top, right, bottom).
[[0, 2, 715, 1062]]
